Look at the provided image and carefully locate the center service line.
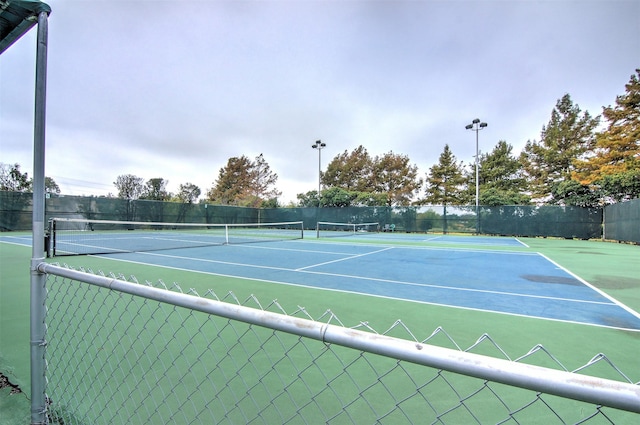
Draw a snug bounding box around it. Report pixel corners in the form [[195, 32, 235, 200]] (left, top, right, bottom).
[[296, 247, 394, 271]]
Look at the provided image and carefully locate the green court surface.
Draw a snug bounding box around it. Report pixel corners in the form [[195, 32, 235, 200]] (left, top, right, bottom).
[[1, 235, 639, 423]]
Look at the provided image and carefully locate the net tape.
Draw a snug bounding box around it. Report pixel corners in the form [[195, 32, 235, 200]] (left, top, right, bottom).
[[48, 217, 304, 256], [316, 221, 379, 238]]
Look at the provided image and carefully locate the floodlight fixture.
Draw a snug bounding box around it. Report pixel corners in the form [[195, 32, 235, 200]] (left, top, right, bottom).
[[465, 119, 488, 233], [311, 140, 326, 206]]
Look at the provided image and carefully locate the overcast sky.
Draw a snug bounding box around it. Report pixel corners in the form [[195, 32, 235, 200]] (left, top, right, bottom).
[[1, 0, 638, 203]]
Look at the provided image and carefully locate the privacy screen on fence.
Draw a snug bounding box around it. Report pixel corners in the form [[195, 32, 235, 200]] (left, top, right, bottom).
[[2, 191, 638, 242]]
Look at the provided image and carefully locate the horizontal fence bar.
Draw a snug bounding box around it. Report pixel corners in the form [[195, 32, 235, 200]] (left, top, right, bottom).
[[39, 262, 640, 414]]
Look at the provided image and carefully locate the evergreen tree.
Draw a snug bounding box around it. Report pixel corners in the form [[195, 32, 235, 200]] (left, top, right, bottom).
[[207, 155, 253, 205], [248, 153, 281, 203], [520, 94, 599, 203], [423, 145, 469, 206], [469, 141, 530, 206], [573, 69, 640, 201]]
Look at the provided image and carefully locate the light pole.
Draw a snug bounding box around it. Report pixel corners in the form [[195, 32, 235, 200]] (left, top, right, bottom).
[[311, 140, 326, 207], [465, 118, 487, 233]]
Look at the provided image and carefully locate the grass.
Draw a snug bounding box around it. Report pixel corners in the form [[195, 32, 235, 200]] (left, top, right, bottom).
[[1, 235, 639, 423]]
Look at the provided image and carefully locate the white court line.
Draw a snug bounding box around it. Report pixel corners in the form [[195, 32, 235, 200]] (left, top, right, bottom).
[[0, 237, 32, 247], [226, 243, 368, 256], [106, 249, 615, 308], [88, 252, 638, 333], [537, 252, 640, 320], [297, 239, 538, 256], [295, 247, 394, 271]]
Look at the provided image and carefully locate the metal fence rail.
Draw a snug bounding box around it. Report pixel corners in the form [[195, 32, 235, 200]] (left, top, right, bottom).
[[40, 263, 640, 424]]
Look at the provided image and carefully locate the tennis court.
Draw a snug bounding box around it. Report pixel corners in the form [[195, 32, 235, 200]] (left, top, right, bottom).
[[7, 227, 639, 331], [74, 241, 640, 331], [2, 226, 640, 424]]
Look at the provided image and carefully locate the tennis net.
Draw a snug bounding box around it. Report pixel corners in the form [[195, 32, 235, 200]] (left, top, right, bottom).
[[316, 221, 379, 238], [47, 218, 304, 257]]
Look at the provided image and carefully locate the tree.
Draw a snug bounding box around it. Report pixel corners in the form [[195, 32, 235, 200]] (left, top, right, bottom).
[[319, 147, 421, 206], [423, 145, 469, 206], [207, 154, 280, 207], [351, 191, 388, 206], [319, 187, 354, 207], [176, 183, 201, 204], [573, 69, 640, 201], [142, 178, 170, 201], [207, 156, 252, 205], [260, 198, 281, 208], [44, 177, 61, 194], [479, 187, 530, 207], [248, 153, 281, 204], [0, 163, 31, 192], [551, 180, 602, 208], [468, 141, 530, 206], [322, 145, 374, 192], [137, 178, 170, 222], [599, 170, 640, 203], [114, 174, 145, 200], [296, 190, 320, 207], [113, 174, 145, 220], [371, 151, 422, 206], [0, 163, 32, 230], [175, 183, 201, 223], [520, 94, 600, 203], [1, 163, 60, 194]]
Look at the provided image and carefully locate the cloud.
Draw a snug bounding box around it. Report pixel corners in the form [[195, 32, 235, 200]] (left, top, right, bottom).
[[1, 0, 638, 203]]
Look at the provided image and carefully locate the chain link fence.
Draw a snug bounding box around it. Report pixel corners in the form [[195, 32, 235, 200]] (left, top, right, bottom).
[[39, 263, 639, 425], [0, 191, 616, 240]]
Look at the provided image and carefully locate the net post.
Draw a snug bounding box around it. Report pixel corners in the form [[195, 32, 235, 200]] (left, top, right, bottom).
[[225, 224, 230, 245], [316, 222, 320, 239], [45, 218, 52, 257]]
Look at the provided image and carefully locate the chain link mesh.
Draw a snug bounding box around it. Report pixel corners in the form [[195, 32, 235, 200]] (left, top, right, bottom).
[[44, 268, 638, 425]]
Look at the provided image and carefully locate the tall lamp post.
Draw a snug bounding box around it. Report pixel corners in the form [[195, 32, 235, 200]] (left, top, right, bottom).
[[465, 119, 487, 233], [311, 140, 326, 207]]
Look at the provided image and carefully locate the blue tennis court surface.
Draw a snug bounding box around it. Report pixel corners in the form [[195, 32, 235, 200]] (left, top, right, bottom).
[[353, 233, 529, 247], [89, 238, 640, 331]]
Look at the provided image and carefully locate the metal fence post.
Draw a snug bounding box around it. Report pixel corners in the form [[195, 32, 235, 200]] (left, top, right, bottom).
[[30, 10, 49, 425]]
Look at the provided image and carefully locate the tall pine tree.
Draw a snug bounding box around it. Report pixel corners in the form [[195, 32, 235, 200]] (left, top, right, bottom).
[[573, 69, 640, 202], [423, 145, 469, 206], [474, 141, 530, 206], [520, 94, 599, 204]]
